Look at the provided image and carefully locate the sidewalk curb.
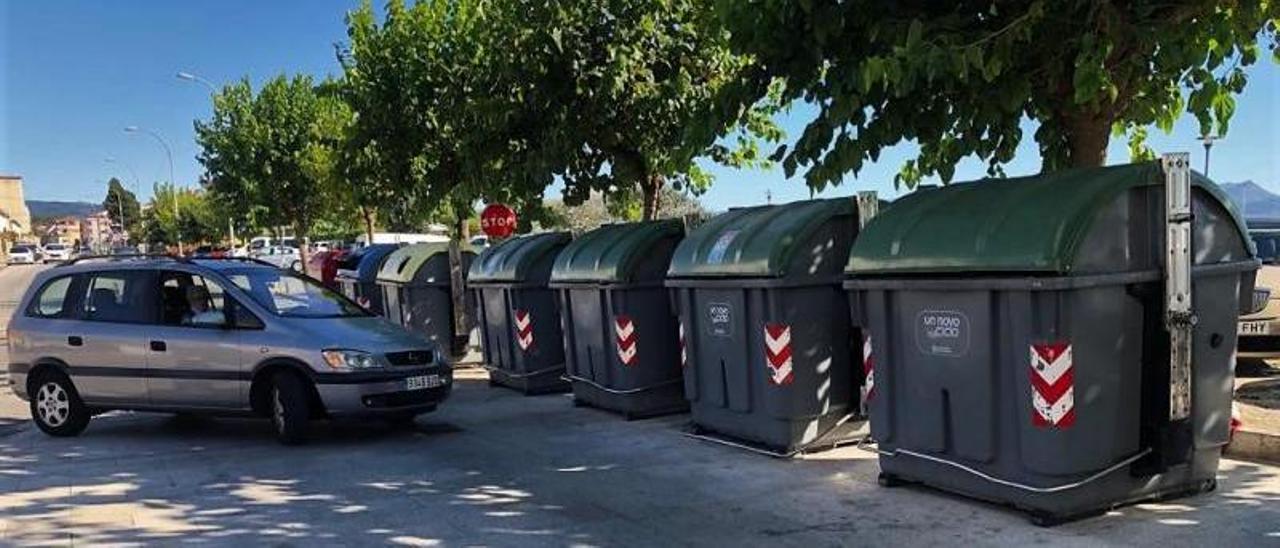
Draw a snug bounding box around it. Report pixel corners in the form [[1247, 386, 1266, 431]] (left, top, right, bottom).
[[1227, 429, 1280, 464]]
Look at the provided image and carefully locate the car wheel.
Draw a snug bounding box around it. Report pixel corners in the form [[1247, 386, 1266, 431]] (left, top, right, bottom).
[[270, 372, 311, 445], [29, 371, 90, 437]]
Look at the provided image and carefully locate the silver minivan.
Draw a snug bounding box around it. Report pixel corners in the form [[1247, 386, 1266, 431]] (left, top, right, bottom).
[[6, 256, 452, 444]]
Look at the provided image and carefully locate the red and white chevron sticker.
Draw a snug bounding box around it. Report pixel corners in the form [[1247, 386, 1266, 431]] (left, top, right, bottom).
[[678, 321, 688, 368], [1031, 342, 1074, 428], [615, 314, 638, 367], [514, 309, 535, 351], [764, 323, 794, 386], [861, 333, 876, 403]]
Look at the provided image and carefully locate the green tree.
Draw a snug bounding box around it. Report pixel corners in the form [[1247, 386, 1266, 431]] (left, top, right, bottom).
[[505, 0, 781, 219], [143, 183, 222, 249], [340, 0, 541, 240], [196, 74, 348, 264], [717, 1, 1279, 190], [102, 177, 141, 243]]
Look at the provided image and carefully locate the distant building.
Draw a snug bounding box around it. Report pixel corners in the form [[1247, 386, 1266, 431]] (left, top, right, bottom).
[[43, 216, 82, 246], [81, 210, 126, 250], [0, 174, 32, 236]]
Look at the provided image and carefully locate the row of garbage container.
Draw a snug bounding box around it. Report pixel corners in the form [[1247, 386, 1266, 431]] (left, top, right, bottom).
[[333, 159, 1260, 524]]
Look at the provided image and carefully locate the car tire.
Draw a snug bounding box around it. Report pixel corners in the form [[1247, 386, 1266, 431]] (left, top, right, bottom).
[[29, 370, 91, 437], [270, 372, 311, 445]]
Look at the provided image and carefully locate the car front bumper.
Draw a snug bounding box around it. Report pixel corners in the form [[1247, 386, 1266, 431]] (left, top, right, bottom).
[[313, 366, 453, 417]]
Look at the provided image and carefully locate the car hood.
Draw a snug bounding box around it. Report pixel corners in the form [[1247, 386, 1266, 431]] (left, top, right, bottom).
[[290, 315, 433, 353]]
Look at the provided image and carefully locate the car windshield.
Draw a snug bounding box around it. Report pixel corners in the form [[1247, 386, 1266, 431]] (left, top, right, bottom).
[[222, 267, 368, 318], [46, 244, 66, 251], [1251, 231, 1280, 264], [10, 247, 27, 253]]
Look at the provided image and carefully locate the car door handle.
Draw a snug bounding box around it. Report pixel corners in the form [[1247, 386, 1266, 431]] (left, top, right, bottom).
[[67, 336, 83, 347], [150, 340, 167, 352]]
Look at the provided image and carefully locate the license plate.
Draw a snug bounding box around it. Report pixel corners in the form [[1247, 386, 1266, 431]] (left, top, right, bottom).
[[1239, 321, 1270, 335], [405, 374, 443, 391]]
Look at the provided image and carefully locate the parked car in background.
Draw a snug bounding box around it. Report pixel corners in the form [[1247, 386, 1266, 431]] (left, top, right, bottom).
[[6, 257, 452, 444], [256, 246, 303, 271], [1239, 220, 1280, 358], [41, 243, 73, 263], [191, 245, 231, 259], [7, 245, 38, 265]]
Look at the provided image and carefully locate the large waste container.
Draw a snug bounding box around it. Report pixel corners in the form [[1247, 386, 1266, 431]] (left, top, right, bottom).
[[470, 232, 573, 394], [845, 158, 1258, 524], [550, 220, 687, 419], [376, 243, 477, 357], [336, 244, 398, 316], [667, 199, 862, 454]]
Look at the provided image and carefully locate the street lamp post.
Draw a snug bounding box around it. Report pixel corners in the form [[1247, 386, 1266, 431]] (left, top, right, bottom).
[[177, 71, 218, 94], [1201, 134, 1219, 176], [176, 70, 237, 247], [125, 125, 180, 254]]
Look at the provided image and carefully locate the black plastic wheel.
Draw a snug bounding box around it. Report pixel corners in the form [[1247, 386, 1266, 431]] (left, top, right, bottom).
[[29, 370, 90, 437], [270, 371, 312, 445]]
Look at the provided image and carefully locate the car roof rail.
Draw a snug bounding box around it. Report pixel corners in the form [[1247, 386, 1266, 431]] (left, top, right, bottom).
[[58, 254, 191, 267], [188, 256, 289, 269]]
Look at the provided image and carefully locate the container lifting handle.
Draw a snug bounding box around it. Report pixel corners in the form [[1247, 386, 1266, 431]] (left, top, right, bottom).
[[1162, 152, 1194, 422]]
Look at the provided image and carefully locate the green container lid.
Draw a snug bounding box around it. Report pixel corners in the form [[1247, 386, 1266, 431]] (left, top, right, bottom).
[[376, 242, 468, 284], [848, 162, 1250, 275], [668, 199, 855, 278], [468, 232, 572, 283], [550, 219, 684, 284]]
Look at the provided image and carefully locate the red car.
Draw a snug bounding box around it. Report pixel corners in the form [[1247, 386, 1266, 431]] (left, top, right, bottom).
[[306, 248, 348, 288]]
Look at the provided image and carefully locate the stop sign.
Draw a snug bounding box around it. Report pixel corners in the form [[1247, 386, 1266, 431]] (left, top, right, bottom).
[[481, 203, 517, 238]]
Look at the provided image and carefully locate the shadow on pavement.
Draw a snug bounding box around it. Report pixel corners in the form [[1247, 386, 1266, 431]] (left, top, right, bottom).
[[0, 376, 1277, 546]]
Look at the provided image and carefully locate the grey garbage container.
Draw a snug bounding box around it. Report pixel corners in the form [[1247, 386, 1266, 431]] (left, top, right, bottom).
[[376, 243, 477, 358], [667, 199, 863, 454], [470, 232, 573, 394], [550, 219, 687, 419], [845, 160, 1258, 524], [336, 244, 398, 316]]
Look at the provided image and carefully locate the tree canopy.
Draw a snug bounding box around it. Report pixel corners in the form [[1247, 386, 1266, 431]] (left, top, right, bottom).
[[501, 0, 782, 219], [195, 74, 349, 259], [102, 177, 141, 243], [717, 1, 1279, 190]]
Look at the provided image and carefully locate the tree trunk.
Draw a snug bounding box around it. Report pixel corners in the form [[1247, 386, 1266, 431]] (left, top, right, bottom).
[[1063, 112, 1110, 168], [360, 207, 376, 246], [640, 173, 664, 221]]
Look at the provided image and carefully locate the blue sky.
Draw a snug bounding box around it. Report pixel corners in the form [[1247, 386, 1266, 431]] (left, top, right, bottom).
[[2, 1, 1278, 210]]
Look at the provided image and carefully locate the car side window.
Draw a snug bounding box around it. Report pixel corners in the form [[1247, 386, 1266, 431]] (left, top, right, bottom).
[[27, 276, 75, 318], [81, 271, 153, 323], [157, 271, 227, 328]]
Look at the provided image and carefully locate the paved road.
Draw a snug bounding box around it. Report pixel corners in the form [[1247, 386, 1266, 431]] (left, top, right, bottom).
[[0, 264, 1278, 546], [0, 264, 48, 424]]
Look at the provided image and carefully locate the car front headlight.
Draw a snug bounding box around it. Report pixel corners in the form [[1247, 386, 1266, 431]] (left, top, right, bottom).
[[321, 349, 383, 370]]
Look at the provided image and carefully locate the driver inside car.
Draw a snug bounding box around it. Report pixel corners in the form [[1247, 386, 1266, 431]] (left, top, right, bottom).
[[184, 285, 223, 326]]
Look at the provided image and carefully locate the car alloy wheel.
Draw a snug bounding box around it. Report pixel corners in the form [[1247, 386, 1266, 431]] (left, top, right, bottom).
[[36, 382, 71, 428]]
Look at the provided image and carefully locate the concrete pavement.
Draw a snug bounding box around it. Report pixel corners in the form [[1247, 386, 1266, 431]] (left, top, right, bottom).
[[0, 264, 1278, 546]]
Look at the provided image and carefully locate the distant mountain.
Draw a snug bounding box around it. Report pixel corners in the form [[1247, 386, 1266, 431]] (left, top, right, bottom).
[[26, 200, 100, 221], [1220, 182, 1280, 222]]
